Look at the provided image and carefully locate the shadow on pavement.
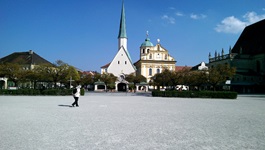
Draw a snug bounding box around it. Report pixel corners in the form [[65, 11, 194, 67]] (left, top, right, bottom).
[[58, 104, 73, 107]]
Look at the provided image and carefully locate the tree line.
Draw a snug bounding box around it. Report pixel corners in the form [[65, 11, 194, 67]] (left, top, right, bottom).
[[0, 61, 235, 91], [150, 64, 236, 91], [0, 60, 147, 90]]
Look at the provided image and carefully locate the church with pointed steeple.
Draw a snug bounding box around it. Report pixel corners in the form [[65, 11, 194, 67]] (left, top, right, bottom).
[[101, 0, 136, 91]]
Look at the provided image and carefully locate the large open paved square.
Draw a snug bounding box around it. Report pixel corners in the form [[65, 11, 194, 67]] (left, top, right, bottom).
[[1, 93, 265, 150]]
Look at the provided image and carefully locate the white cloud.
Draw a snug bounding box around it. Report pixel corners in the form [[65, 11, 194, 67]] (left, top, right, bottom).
[[190, 13, 207, 20], [243, 11, 265, 23], [215, 16, 246, 34], [161, 15, 175, 24], [215, 11, 265, 34], [176, 12, 184, 17]]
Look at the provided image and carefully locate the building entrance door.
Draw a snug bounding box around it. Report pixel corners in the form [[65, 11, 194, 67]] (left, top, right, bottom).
[[117, 83, 127, 92]]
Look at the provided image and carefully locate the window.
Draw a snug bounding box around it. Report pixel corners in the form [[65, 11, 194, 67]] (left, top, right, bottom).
[[157, 68, 160, 73], [120, 74, 125, 80], [149, 68, 152, 76], [125, 61, 127, 64], [118, 61, 120, 64], [156, 53, 161, 59], [165, 54, 168, 60], [142, 49, 145, 53]]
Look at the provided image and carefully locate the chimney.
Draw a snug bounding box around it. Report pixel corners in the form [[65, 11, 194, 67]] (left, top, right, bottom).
[[29, 50, 33, 54]]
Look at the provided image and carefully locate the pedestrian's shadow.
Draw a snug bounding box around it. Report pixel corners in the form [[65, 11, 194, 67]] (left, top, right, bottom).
[[58, 104, 73, 107]]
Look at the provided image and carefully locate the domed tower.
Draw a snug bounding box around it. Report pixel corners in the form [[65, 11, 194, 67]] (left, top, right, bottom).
[[140, 32, 154, 60]]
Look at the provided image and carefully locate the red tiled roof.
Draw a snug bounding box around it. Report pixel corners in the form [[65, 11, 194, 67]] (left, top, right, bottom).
[[175, 66, 192, 72], [82, 71, 97, 75], [101, 62, 110, 68]]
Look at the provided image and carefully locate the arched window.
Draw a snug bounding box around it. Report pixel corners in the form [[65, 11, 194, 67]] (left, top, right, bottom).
[[142, 49, 145, 53], [125, 61, 127, 64], [147, 49, 150, 53], [157, 68, 160, 74], [118, 61, 120, 64], [149, 68, 152, 76]]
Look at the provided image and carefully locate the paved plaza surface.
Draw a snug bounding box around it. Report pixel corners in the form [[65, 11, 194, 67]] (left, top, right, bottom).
[[0, 93, 265, 150]]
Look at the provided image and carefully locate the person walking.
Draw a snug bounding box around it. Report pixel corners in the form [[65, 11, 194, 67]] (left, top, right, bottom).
[[72, 85, 81, 107]]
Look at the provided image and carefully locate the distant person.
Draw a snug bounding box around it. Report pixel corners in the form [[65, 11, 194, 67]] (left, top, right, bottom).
[[72, 85, 81, 107]]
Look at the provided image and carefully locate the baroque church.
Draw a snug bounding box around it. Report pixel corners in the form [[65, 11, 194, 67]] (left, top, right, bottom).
[[134, 36, 176, 83], [101, 1, 176, 90]]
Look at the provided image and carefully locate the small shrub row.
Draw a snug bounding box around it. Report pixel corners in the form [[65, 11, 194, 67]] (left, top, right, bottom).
[[0, 89, 74, 96], [0, 89, 41, 95], [41, 89, 72, 95], [152, 90, 237, 99]]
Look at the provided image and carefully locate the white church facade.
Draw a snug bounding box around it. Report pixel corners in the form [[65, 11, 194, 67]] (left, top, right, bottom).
[[100, 1, 136, 91], [101, 1, 136, 77]]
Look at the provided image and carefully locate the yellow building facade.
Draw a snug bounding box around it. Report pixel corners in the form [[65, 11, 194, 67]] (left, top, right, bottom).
[[134, 37, 176, 82]]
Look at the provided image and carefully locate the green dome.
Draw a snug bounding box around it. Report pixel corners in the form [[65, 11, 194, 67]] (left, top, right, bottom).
[[141, 38, 153, 47]]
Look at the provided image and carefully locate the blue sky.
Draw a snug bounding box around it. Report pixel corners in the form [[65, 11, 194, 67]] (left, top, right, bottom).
[[1, 0, 265, 72]]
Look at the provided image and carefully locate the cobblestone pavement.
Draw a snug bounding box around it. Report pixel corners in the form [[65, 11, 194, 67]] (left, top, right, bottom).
[[0, 94, 265, 150]]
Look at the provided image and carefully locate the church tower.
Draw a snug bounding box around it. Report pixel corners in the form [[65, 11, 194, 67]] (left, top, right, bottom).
[[118, 0, 127, 51], [101, 0, 136, 79]]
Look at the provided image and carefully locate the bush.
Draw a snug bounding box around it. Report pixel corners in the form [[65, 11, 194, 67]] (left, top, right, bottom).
[[0, 89, 41, 95], [0, 89, 72, 96], [152, 90, 237, 99], [41, 89, 72, 95], [80, 88, 85, 96]]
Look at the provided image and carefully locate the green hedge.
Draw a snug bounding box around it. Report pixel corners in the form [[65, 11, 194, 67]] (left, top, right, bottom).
[[0, 89, 73, 96], [80, 88, 85, 96], [152, 90, 237, 99], [41, 89, 72, 95], [0, 89, 41, 95], [0, 89, 86, 96]]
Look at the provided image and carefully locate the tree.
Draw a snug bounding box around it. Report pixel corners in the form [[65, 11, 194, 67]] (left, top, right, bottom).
[[125, 73, 147, 91], [0, 63, 21, 87], [100, 73, 117, 91], [188, 70, 208, 90], [80, 72, 94, 87], [64, 66, 80, 88], [33, 64, 53, 82], [19, 69, 40, 88], [33, 60, 80, 88], [208, 64, 236, 90], [149, 69, 176, 90]]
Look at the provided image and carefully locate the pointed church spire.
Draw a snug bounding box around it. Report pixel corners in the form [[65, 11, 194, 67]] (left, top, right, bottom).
[[118, 0, 127, 38]]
